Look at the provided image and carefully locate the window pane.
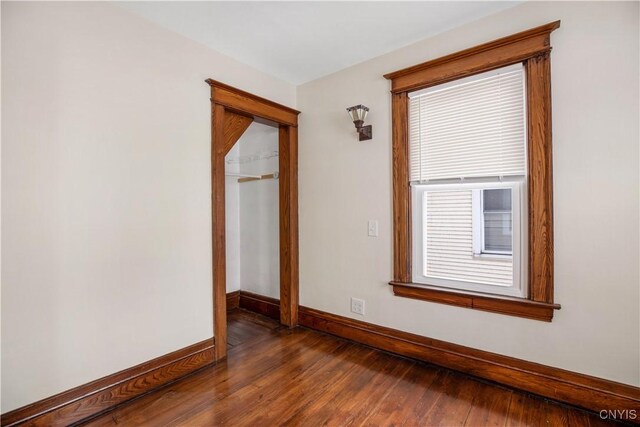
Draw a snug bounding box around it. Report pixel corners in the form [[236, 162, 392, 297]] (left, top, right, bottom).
[[483, 189, 512, 253], [425, 189, 513, 286], [483, 188, 511, 211]]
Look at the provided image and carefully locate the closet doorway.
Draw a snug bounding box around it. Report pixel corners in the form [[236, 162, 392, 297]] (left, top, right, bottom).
[[206, 80, 300, 361]]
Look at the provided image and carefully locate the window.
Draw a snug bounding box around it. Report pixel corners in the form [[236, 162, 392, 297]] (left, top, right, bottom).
[[413, 181, 526, 298], [385, 21, 561, 321], [410, 65, 527, 298]]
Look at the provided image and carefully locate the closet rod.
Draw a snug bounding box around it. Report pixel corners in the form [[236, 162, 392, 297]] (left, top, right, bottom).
[[238, 172, 279, 183], [225, 172, 262, 179]]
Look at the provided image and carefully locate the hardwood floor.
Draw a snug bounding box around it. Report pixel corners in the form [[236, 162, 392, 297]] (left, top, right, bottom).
[[84, 310, 619, 427]]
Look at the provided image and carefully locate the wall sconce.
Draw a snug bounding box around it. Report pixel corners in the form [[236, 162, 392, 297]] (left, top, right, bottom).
[[346, 104, 372, 141]]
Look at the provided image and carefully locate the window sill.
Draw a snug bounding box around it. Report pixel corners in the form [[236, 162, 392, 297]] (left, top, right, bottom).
[[389, 281, 560, 322]]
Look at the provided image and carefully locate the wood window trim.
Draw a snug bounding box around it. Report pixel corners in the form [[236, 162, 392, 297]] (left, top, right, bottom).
[[384, 21, 561, 322], [390, 282, 560, 322]]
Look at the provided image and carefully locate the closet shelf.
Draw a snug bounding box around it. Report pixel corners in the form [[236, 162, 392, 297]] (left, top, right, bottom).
[[225, 172, 279, 183]]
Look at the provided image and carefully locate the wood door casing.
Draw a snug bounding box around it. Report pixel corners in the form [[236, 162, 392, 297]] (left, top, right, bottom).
[[206, 79, 301, 360]]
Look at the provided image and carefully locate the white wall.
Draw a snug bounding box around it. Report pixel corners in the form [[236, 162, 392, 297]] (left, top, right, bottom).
[[1, 1, 294, 412], [225, 144, 241, 293], [297, 1, 639, 386], [224, 123, 280, 297], [237, 124, 280, 298]]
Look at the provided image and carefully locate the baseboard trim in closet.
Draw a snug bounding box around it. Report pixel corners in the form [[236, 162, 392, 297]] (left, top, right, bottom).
[[1, 338, 215, 427], [226, 290, 240, 310], [238, 290, 281, 320], [237, 294, 640, 420]]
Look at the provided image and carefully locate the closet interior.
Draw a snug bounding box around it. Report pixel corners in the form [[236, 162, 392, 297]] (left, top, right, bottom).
[[225, 122, 280, 315]]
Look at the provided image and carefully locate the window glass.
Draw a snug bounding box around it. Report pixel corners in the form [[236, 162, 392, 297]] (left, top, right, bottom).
[[483, 189, 512, 254], [424, 188, 513, 287]]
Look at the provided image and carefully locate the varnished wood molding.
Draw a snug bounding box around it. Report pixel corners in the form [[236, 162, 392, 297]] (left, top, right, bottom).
[[211, 102, 228, 361], [226, 290, 240, 311], [238, 291, 281, 321], [526, 51, 555, 303], [1, 339, 215, 427], [391, 92, 411, 283], [206, 79, 300, 127], [223, 112, 253, 155], [208, 79, 300, 359], [385, 22, 560, 317], [297, 306, 639, 418], [278, 125, 300, 327], [384, 21, 561, 93], [390, 282, 560, 322], [238, 296, 637, 417]]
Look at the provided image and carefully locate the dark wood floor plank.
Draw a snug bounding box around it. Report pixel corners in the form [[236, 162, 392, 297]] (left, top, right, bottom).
[[85, 325, 317, 426], [281, 350, 400, 426], [172, 333, 349, 425], [575, 409, 626, 427], [226, 345, 375, 426], [396, 369, 459, 426], [464, 382, 513, 427], [224, 315, 271, 343], [159, 331, 326, 426], [568, 407, 597, 426], [320, 355, 414, 426], [358, 363, 442, 427], [415, 371, 483, 427], [83, 310, 622, 427], [543, 398, 570, 426], [506, 393, 547, 427], [229, 308, 281, 330]]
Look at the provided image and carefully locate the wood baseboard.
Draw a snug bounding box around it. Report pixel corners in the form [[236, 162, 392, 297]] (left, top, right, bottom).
[[238, 290, 280, 320], [298, 306, 640, 420], [236, 292, 639, 420], [1, 338, 215, 426], [226, 290, 240, 311]]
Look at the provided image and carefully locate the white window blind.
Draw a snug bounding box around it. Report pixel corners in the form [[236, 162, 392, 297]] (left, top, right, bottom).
[[409, 64, 526, 182]]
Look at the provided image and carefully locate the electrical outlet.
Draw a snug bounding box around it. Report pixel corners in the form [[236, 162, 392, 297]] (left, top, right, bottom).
[[351, 297, 365, 315], [367, 220, 379, 237]]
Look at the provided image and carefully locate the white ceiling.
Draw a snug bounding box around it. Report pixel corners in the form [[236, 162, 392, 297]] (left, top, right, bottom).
[[117, 1, 520, 85]]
